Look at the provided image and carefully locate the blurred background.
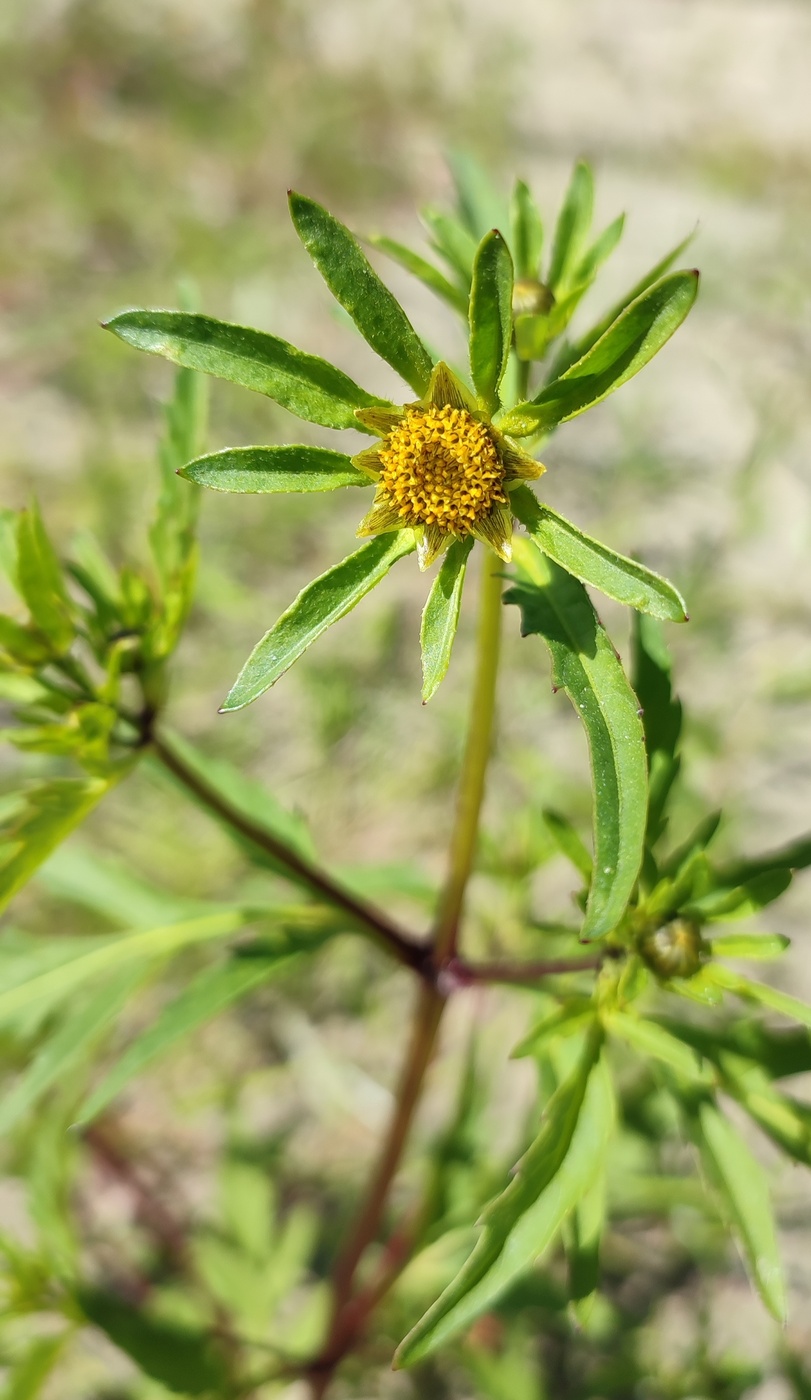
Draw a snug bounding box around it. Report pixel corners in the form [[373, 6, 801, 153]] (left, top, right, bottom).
[[2, 0, 811, 1394]]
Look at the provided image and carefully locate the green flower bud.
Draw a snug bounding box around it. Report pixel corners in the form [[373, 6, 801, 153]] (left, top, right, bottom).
[[511, 278, 555, 319], [638, 917, 704, 980]]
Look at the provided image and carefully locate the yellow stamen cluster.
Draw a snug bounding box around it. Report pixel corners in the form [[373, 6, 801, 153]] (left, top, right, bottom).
[[378, 405, 506, 534]]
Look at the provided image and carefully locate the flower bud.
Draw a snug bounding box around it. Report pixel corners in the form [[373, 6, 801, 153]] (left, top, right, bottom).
[[638, 917, 703, 980], [512, 278, 555, 319]]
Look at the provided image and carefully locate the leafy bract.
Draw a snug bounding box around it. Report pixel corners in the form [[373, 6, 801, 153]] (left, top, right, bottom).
[[0, 778, 114, 916], [289, 192, 434, 396], [498, 270, 699, 439], [395, 1036, 613, 1367], [690, 1097, 786, 1322], [180, 445, 368, 493], [370, 235, 468, 315], [509, 178, 543, 281], [511, 486, 687, 623], [505, 541, 648, 940], [104, 311, 387, 431], [469, 230, 514, 411], [420, 538, 473, 703], [548, 161, 594, 294], [77, 946, 312, 1126], [221, 532, 415, 711]]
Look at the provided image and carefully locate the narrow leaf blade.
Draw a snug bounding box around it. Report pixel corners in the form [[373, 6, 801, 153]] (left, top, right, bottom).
[[548, 161, 594, 293], [222, 532, 415, 711], [510, 179, 543, 281], [289, 192, 434, 395], [181, 445, 369, 493], [469, 230, 514, 409], [505, 541, 648, 940], [0, 778, 114, 916], [420, 537, 472, 702], [104, 311, 387, 431], [370, 236, 468, 315]]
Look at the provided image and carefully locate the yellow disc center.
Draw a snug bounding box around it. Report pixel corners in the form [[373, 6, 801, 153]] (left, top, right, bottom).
[[377, 405, 506, 533]]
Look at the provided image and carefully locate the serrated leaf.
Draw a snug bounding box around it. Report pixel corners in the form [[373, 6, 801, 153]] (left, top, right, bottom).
[[420, 537, 472, 702], [370, 235, 468, 315], [222, 532, 414, 711], [289, 192, 434, 395], [104, 310, 387, 431], [181, 444, 369, 493], [16, 504, 75, 652], [0, 778, 114, 916], [469, 230, 514, 410], [77, 948, 309, 1126], [512, 486, 687, 622], [395, 1038, 613, 1367], [79, 1290, 228, 1394], [498, 271, 699, 439], [0, 967, 143, 1134], [691, 1098, 786, 1322], [708, 934, 790, 960], [548, 161, 594, 294], [505, 541, 647, 941], [510, 179, 543, 281]]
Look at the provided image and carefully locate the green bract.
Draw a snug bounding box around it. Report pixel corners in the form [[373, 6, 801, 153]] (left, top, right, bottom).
[[105, 169, 696, 710]]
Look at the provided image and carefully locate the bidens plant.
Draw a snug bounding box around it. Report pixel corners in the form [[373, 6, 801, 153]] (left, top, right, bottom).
[[1, 160, 811, 1400]]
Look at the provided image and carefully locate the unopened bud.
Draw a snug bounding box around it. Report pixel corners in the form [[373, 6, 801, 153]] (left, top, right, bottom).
[[638, 917, 703, 980], [512, 278, 555, 318]]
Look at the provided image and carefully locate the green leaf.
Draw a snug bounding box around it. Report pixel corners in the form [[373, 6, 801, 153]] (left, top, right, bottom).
[[180, 444, 369, 493], [147, 728, 316, 877], [573, 214, 625, 288], [3, 1334, 69, 1400], [727, 1071, 811, 1169], [222, 532, 415, 711], [708, 934, 790, 960], [548, 161, 594, 294], [16, 503, 75, 651], [103, 310, 386, 431], [658, 1014, 811, 1080], [512, 486, 688, 623], [78, 1289, 228, 1394], [0, 778, 114, 916], [509, 179, 543, 281], [0, 909, 251, 1023], [505, 542, 648, 940], [420, 537, 473, 703], [150, 348, 208, 597], [37, 842, 204, 928], [394, 1036, 613, 1367], [713, 833, 811, 886], [542, 809, 592, 880], [0, 967, 143, 1134], [370, 235, 468, 315], [469, 230, 514, 410], [498, 271, 699, 439], [566, 1167, 606, 1320], [690, 1098, 786, 1322], [511, 1000, 596, 1059], [683, 868, 792, 921], [608, 1011, 711, 1084], [709, 965, 811, 1031], [556, 227, 697, 375], [77, 949, 307, 1126], [448, 151, 504, 239], [421, 206, 479, 281], [632, 614, 683, 843], [289, 191, 434, 395]]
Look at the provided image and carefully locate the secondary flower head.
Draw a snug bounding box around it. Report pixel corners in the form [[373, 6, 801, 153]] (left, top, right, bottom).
[[351, 362, 543, 570]]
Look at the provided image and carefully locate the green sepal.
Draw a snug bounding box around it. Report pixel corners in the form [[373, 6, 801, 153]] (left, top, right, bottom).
[[103, 310, 388, 431], [420, 537, 473, 703], [221, 532, 415, 711], [370, 235, 468, 315], [505, 541, 648, 941], [469, 230, 514, 411], [180, 445, 369, 493], [498, 270, 699, 438], [512, 485, 688, 622], [288, 191, 434, 395]]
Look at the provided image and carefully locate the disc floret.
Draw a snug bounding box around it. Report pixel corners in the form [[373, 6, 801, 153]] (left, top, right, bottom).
[[352, 362, 544, 570]]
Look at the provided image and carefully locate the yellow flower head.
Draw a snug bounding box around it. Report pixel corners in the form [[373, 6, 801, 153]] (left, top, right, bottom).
[[351, 363, 544, 570]]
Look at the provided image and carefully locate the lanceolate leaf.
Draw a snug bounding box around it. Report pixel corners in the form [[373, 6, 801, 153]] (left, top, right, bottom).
[[77, 949, 309, 1126], [709, 965, 811, 1031], [370, 235, 468, 315], [691, 1097, 786, 1322], [0, 778, 114, 916], [104, 311, 387, 432], [289, 192, 434, 396], [510, 178, 543, 281], [222, 533, 415, 711], [469, 230, 514, 410], [180, 445, 369, 493], [420, 537, 473, 703], [505, 542, 648, 941], [632, 613, 683, 843], [512, 486, 688, 623], [16, 504, 75, 651], [79, 1290, 227, 1394], [548, 161, 594, 294], [498, 271, 699, 439], [395, 1036, 613, 1367], [421, 207, 479, 281]]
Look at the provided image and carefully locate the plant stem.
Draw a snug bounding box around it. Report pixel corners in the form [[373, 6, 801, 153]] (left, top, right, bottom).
[[150, 731, 432, 979], [448, 954, 604, 986], [433, 547, 504, 963]]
